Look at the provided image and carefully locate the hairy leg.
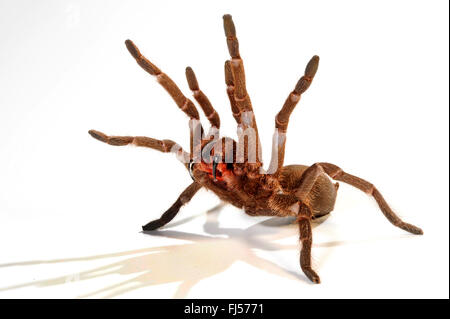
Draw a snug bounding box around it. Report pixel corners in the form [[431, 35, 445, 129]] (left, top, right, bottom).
[[295, 163, 423, 235], [224, 60, 241, 125], [125, 40, 200, 121], [267, 193, 321, 283], [185, 67, 220, 130], [298, 205, 320, 283], [124, 39, 204, 156], [223, 14, 261, 163], [267, 56, 320, 174], [142, 182, 202, 231], [88, 130, 189, 164]]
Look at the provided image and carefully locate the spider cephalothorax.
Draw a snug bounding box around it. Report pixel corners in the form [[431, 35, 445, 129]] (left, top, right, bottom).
[[89, 14, 423, 283]]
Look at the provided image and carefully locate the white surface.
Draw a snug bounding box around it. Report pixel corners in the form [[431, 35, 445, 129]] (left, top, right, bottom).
[[0, 0, 448, 299]]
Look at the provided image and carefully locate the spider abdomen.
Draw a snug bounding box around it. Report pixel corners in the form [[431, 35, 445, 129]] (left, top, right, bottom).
[[279, 165, 338, 216]]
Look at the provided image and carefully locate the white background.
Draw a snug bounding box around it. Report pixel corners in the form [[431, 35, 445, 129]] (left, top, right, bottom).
[[0, 0, 448, 299]]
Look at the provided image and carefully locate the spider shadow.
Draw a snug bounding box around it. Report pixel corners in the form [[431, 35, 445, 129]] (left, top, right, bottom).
[[0, 204, 320, 298], [0, 204, 408, 298]]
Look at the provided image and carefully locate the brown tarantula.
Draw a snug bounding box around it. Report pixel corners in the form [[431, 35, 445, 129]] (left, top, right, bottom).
[[88, 14, 423, 283]]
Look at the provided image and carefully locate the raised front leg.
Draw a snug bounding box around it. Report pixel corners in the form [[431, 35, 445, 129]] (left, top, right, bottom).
[[142, 182, 202, 231], [124, 39, 203, 157], [88, 130, 189, 165], [267, 56, 320, 174], [223, 14, 261, 163], [185, 67, 221, 131]]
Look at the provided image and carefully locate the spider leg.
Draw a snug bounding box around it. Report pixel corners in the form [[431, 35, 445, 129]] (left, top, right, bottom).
[[88, 130, 189, 164], [142, 182, 202, 231], [265, 193, 320, 283], [298, 207, 321, 284], [295, 163, 423, 235], [125, 40, 201, 121], [125, 40, 204, 156], [185, 67, 221, 131], [267, 55, 320, 174], [224, 60, 241, 125], [223, 14, 261, 164]]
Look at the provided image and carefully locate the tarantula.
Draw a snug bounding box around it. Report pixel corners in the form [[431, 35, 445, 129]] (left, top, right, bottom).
[[88, 14, 423, 283]]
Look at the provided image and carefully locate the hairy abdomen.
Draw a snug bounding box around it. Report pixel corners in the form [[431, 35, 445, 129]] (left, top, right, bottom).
[[279, 165, 338, 216]]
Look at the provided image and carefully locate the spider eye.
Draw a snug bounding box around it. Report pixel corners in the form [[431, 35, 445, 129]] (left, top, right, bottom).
[[188, 160, 195, 181]]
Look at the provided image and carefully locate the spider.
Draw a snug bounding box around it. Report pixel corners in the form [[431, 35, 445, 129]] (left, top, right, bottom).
[[88, 14, 423, 283]]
